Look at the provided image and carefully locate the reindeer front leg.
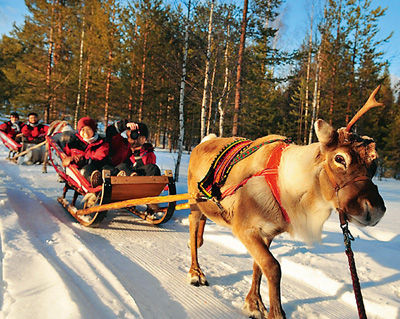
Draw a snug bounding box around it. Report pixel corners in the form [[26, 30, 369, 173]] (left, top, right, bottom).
[[237, 232, 285, 319], [188, 206, 208, 286]]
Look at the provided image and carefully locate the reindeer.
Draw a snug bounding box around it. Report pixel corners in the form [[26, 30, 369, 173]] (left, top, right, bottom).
[[186, 86, 386, 319]]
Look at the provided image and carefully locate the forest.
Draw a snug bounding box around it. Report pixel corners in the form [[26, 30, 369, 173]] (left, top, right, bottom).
[[0, 0, 399, 177]]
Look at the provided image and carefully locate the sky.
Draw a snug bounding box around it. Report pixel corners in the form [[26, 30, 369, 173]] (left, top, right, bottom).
[[280, 0, 400, 86], [0, 0, 399, 84]]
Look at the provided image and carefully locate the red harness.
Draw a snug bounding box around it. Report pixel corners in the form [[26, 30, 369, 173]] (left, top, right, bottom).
[[221, 143, 291, 223]]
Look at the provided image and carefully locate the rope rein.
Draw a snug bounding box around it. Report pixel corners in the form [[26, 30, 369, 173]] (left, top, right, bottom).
[[339, 212, 367, 319], [325, 162, 369, 319]]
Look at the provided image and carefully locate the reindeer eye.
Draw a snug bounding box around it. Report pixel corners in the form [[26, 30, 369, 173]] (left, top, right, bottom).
[[334, 155, 346, 167]]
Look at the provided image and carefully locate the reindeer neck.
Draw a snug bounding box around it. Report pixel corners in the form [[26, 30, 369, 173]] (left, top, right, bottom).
[[279, 142, 322, 190], [278, 142, 333, 243]]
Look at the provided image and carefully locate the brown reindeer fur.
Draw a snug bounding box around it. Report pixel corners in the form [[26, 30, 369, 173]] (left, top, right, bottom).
[[187, 120, 385, 319]]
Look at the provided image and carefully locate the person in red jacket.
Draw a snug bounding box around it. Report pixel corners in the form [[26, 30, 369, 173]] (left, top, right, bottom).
[[115, 123, 160, 177], [0, 112, 25, 141], [62, 117, 110, 188], [21, 112, 49, 143]]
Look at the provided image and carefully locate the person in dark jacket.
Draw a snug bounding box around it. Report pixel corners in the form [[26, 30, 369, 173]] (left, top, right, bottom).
[[105, 119, 139, 168], [105, 120, 160, 176], [62, 117, 110, 187], [21, 112, 49, 143], [0, 112, 25, 141], [117, 123, 161, 177]]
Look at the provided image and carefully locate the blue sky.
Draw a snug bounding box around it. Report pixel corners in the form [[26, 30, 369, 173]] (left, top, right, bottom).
[[0, 0, 399, 82]]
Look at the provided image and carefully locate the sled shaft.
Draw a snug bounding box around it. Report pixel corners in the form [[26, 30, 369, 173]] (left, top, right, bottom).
[[77, 193, 192, 215], [175, 202, 190, 210], [12, 140, 47, 160]]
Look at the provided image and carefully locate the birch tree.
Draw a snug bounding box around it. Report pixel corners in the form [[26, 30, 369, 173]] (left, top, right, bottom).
[[200, 0, 215, 139], [308, 48, 321, 144], [44, 0, 55, 123], [303, 8, 313, 144], [175, 0, 191, 182], [217, 11, 232, 137]]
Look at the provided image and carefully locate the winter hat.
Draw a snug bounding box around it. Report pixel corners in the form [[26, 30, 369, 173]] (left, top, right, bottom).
[[77, 117, 97, 133], [10, 112, 19, 118], [130, 123, 149, 139]]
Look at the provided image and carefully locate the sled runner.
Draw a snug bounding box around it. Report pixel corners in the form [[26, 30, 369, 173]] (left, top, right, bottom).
[[0, 131, 22, 157], [47, 133, 190, 227]]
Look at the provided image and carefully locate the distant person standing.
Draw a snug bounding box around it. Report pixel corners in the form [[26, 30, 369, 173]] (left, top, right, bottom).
[[0, 112, 25, 142], [21, 112, 49, 144]]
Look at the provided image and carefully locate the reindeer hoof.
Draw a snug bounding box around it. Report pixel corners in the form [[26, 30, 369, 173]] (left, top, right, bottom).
[[187, 272, 208, 286], [267, 307, 286, 319], [242, 297, 268, 319]]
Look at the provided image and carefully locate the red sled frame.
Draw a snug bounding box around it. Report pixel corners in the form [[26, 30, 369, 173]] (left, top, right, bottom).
[[0, 131, 22, 157]]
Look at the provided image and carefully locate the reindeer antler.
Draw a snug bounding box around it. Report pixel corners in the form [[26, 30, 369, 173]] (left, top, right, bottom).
[[346, 85, 384, 132]]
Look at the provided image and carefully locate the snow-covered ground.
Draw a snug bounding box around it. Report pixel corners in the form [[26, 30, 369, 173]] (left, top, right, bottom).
[[0, 144, 399, 319]]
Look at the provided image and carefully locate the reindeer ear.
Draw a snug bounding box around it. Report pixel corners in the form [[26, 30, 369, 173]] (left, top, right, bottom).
[[314, 119, 337, 146], [362, 137, 378, 162]]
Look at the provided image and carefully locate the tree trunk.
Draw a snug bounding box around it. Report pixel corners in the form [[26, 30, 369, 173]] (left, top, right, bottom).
[[298, 97, 304, 143], [308, 48, 321, 144], [45, 0, 55, 123], [104, 48, 113, 128], [83, 58, 91, 115], [303, 7, 313, 144], [104, 3, 116, 130], [138, 28, 149, 122], [174, 0, 191, 182], [232, 0, 249, 136], [316, 76, 321, 120], [51, 0, 63, 120], [200, 0, 215, 140], [346, 24, 358, 124], [206, 59, 217, 135], [74, 14, 85, 129], [328, 0, 342, 125], [127, 24, 138, 121], [218, 15, 231, 137]]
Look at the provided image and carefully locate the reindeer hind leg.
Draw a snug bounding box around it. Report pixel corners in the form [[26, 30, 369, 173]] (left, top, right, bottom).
[[187, 201, 208, 286]]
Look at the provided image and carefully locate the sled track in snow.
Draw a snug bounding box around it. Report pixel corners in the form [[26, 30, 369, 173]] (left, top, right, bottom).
[[0, 158, 378, 318]]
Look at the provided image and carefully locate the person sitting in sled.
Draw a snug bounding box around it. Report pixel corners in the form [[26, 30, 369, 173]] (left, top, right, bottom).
[[115, 123, 161, 177], [0, 111, 25, 142], [62, 117, 110, 188], [21, 112, 49, 144], [105, 119, 140, 170]]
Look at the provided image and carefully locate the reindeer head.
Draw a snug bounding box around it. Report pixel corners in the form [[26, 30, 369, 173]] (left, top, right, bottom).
[[315, 86, 386, 227]]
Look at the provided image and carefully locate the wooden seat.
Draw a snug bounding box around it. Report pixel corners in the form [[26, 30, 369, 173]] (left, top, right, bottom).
[[109, 175, 170, 202]]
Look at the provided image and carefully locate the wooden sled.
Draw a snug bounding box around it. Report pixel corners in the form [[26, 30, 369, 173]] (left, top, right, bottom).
[[47, 133, 190, 227]]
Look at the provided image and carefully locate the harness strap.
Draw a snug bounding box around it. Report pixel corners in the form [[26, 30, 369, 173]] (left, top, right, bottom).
[[198, 138, 252, 199], [324, 163, 370, 212], [198, 138, 291, 200], [221, 143, 291, 223]]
